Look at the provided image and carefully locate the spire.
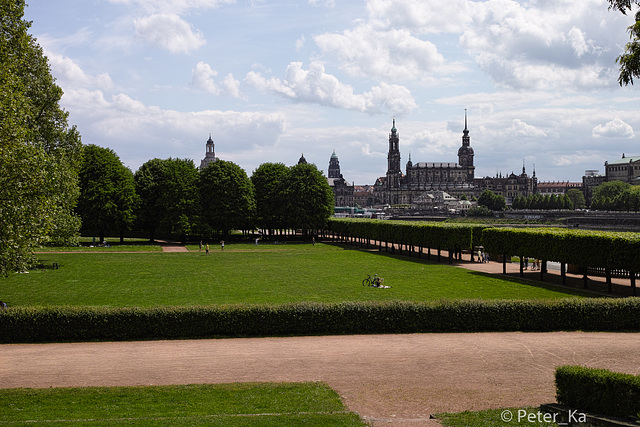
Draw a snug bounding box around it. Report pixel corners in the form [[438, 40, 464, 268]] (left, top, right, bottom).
[[522, 159, 526, 175], [464, 108, 468, 131]]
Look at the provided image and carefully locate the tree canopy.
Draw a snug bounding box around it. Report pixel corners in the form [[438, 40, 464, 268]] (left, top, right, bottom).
[[0, 1, 83, 275], [76, 145, 138, 242], [284, 163, 334, 233], [199, 160, 255, 238], [251, 162, 289, 233], [477, 189, 506, 211], [608, 0, 640, 85], [135, 158, 199, 242]]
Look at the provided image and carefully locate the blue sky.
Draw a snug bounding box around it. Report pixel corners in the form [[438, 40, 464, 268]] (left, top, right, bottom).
[[25, 0, 639, 184]]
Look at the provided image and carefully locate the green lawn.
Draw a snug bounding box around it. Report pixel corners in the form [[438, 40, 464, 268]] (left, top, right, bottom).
[[3, 243, 592, 307], [436, 407, 559, 426], [0, 382, 366, 426]]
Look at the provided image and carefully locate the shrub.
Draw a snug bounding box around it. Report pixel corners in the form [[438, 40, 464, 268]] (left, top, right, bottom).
[[556, 365, 640, 419], [1, 298, 639, 344]]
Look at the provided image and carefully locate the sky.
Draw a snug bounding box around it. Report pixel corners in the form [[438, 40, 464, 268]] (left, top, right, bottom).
[[24, 0, 640, 185]]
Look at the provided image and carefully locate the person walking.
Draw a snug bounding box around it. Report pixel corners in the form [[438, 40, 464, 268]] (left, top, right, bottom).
[[205, 243, 210, 255], [220, 240, 225, 251]]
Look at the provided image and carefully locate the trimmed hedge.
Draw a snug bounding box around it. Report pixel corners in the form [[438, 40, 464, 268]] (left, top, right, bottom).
[[326, 218, 488, 251], [1, 298, 639, 343], [556, 365, 640, 419], [482, 227, 640, 272]]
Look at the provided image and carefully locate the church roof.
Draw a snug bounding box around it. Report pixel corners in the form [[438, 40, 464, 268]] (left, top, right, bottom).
[[608, 155, 640, 165]]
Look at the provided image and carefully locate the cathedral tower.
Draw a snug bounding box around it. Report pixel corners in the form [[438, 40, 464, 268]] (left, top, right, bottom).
[[386, 118, 401, 189], [328, 150, 341, 178], [457, 110, 475, 182]]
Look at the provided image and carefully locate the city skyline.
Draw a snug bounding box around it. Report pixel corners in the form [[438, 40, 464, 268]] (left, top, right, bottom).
[[25, 0, 639, 184]]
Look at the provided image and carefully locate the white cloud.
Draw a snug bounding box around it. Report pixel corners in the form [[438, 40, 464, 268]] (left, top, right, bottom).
[[60, 88, 286, 171], [246, 61, 417, 115], [505, 119, 547, 137], [592, 119, 635, 138], [190, 61, 244, 98], [458, 0, 622, 90], [366, 0, 472, 34], [134, 13, 205, 53], [314, 23, 459, 82], [45, 52, 114, 90]]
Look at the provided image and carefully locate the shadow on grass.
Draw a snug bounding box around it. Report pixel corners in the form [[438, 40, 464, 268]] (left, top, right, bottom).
[[326, 241, 605, 298]]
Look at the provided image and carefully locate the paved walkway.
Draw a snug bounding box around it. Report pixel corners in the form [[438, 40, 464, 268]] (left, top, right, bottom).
[[2, 332, 639, 426]]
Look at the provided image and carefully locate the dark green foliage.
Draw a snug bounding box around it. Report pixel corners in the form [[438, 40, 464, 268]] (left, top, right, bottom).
[[0, 0, 83, 274], [251, 162, 289, 232], [591, 181, 640, 211], [2, 298, 638, 343], [608, 0, 640, 85], [199, 160, 255, 237], [482, 227, 640, 271], [76, 145, 138, 242], [477, 189, 506, 211], [556, 365, 640, 419], [285, 163, 334, 233], [134, 158, 199, 241], [566, 188, 586, 209], [327, 218, 486, 251]]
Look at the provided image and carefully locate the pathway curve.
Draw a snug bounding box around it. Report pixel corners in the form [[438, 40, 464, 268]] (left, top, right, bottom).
[[2, 332, 639, 426]]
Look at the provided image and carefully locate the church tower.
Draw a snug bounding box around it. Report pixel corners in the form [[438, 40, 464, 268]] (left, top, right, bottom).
[[457, 110, 475, 182], [386, 118, 401, 189], [328, 150, 341, 178], [200, 133, 218, 170]]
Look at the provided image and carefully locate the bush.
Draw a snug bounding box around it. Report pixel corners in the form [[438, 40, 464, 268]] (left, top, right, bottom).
[[1, 298, 639, 344], [556, 365, 640, 419]]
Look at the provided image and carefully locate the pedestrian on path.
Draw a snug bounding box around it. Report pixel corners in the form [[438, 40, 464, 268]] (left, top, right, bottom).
[[199, 240, 202, 252], [205, 243, 210, 255], [220, 240, 225, 251]]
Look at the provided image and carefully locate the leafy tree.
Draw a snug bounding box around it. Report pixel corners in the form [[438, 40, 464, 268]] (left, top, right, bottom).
[[199, 160, 255, 238], [608, 0, 640, 85], [76, 145, 138, 242], [467, 205, 493, 217], [477, 189, 506, 211], [591, 180, 630, 209], [284, 163, 334, 234], [566, 189, 586, 209], [251, 162, 289, 234], [135, 158, 199, 242], [0, 1, 82, 275]]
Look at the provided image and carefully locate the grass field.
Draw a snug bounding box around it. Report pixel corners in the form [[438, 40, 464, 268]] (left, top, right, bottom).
[[0, 382, 366, 426], [3, 242, 592, 307]]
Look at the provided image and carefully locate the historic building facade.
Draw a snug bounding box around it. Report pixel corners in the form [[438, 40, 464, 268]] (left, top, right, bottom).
[[326, 150, 355, 207], [370, 115, 537, 207], [373, 115, 478, 205]]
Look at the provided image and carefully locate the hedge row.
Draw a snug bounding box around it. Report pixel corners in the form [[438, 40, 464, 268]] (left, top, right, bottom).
[[1, 298, 639, 343], [482, 227, 640, 271], [326, 218, 487, 251], [556, 365, 640, 419]]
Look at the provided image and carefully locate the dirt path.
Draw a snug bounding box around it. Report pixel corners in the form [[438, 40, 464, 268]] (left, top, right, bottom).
[[2, 332, 639, 426]]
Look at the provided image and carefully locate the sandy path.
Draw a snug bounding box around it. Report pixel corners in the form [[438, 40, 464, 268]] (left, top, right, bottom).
[[2, 332, 639, 426]]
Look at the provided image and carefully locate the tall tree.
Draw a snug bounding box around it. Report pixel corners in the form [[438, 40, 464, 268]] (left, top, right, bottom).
[[477, 189, 506, 211], [135, 158, 199, 242], [0, 1, 82, 275], [608, 0, 640, 85], [199, 160, 255, 238], [251, 162, 289, 235], [76, 145, 138, 242], [566, 188, 586, 209], [591, 180, 630, 209], [284, 163, 334, 234]]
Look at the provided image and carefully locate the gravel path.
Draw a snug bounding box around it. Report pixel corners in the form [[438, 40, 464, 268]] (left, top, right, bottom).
[[2, 332, 639, 426]]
